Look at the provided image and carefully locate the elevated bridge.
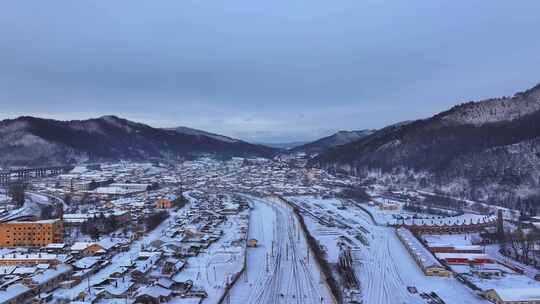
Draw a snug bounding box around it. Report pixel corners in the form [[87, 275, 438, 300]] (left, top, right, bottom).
[[0, 165, 74, 186]]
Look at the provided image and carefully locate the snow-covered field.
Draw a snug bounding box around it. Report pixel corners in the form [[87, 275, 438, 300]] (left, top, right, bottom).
[[228, 196, 334, 304]]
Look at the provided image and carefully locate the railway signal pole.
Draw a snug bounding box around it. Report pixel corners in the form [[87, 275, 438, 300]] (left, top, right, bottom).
[[266, 253, 269, 272]]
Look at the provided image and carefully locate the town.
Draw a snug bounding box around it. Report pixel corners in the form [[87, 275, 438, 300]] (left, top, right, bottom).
[[0, 155, 538, 304]]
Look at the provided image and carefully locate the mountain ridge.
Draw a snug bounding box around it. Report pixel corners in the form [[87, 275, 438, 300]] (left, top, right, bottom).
[[0, 115, 278, 166], [312, 83, 540, 206], [290, 129, 375, 155]]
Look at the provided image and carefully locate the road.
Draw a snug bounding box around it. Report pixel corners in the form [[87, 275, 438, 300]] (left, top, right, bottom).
[[228, 196, 334, 304]]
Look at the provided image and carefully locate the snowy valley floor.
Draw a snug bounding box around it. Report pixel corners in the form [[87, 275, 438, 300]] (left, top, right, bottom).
[[228, 196, 334, 304], [288, 196, 489, 304]]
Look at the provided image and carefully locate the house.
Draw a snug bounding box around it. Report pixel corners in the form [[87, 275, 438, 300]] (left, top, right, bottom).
[[100, 278, 136, 299], [156, 194, 177, 209], [162, 258, 185, 275], [70, 241, 116, 256], [0, 253, 60, 266], [135, 285, 172, 304], [247, 239, 258, 247], [484, 287, 540, 303], [0, 283, 34, 304], [131, 252, 161, 282], [23, 264, 72, 293], [44, 243, 67, 253], [379, 202, 399, 211], [73, 256, 101, 271]]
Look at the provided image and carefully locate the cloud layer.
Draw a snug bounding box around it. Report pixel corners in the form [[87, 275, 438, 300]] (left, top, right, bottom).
[[1, 0, 540, 142]]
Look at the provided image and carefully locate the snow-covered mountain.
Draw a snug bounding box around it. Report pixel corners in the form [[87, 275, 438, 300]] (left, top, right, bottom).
[[169, 126, 240, 144], [255, 141, 308, 149], [313, 83, 540, 206], [0, 116, 277, 166], [290, 130, 375, 155], [438, 84, 540, 126]]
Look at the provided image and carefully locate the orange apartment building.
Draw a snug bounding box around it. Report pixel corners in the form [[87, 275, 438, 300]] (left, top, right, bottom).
[[0, 219, 64, 247]]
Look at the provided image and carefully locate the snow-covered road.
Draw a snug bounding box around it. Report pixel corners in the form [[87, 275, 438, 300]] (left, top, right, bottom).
[[228, 196, 334, 304]]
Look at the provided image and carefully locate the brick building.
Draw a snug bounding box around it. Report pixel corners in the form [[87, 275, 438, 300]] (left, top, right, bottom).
[[0, 219, 64, 247]]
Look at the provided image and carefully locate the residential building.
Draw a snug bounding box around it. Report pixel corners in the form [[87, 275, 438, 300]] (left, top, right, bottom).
[[0, 219, 63, 247]]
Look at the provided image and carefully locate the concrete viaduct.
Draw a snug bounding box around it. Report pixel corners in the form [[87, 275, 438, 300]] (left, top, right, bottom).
[[0, 165, 74, 186]]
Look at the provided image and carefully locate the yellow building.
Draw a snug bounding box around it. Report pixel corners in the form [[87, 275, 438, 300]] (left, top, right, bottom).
[[484, 288, 540, 304], [0, 219, 64, 247], [156, 198, 173, 209]]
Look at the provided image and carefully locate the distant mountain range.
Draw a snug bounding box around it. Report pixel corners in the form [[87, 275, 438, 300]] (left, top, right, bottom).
[[258, 141, 309, 150], [290, 130, 375, 155], [312, 83, 540, 206], [3, 83, 540, 207], [0, 115, 277, 166]]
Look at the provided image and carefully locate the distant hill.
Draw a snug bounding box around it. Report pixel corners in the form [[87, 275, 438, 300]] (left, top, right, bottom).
[[290, 130, 375, 155], [313, 83, 540, 206], [0, 115, 278, 166], [169, 126, 240, 144], [258, 141, 309, 149]]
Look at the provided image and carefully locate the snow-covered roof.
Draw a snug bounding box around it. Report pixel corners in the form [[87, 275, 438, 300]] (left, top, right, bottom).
[[490, 287, 540, 301], [45, 243, 66, 249], [73, 256, 100, 269], [403, 213, 496, 227], [71, 242, 96, 251], [0, 284, 31, 302], [0, 253, 58, 261], [136, 285, 171, 298], [31, 264, 72, 285], [435, 252, 491, 261], [396, 228, 443, 270]]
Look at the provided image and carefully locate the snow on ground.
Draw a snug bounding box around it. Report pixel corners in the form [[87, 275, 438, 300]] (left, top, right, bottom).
[[55, 207, 187, 302], [469, 271, 539, 291], [0, 197, 42, 221], [422, 234, 540, 290], [485, 244, 540, 280], [288, 195, 489, 304], [173, 208, 248, 304], [228, 196, 334, 304], [358, 224, 486, 304]]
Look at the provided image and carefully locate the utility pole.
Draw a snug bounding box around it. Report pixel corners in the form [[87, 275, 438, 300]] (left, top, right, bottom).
[[271, 241, 274, 257], [266, 253, 269, 272]]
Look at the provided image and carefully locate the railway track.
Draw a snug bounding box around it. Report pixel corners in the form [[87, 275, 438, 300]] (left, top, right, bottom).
[[239, 197, 328, 304]]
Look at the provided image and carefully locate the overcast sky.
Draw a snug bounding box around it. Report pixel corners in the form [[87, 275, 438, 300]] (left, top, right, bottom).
[[1, 1, 540, 143]]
